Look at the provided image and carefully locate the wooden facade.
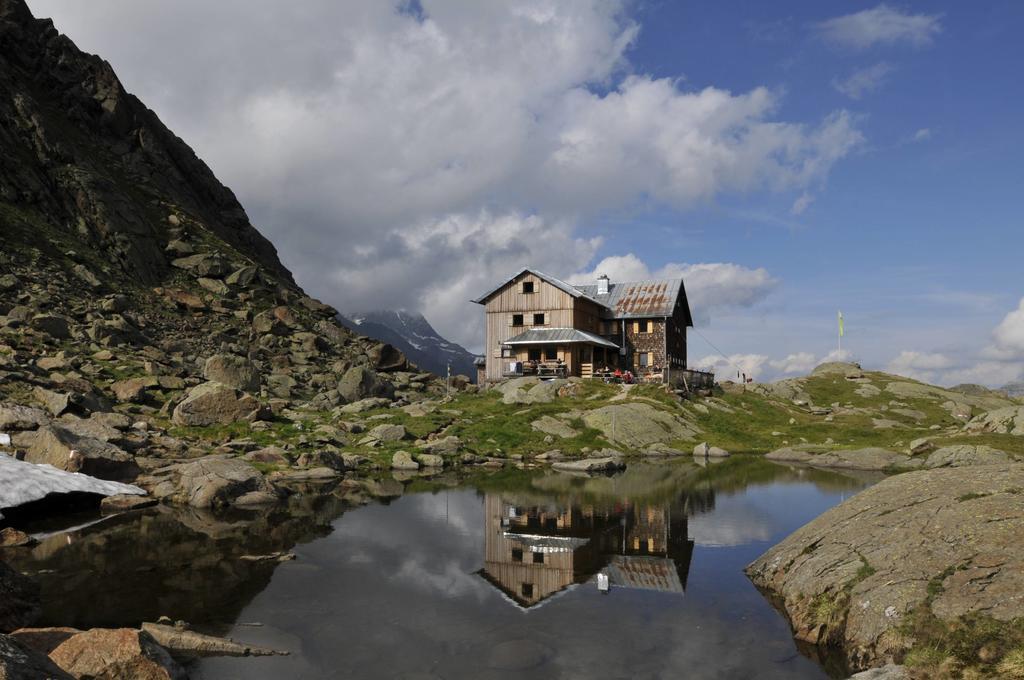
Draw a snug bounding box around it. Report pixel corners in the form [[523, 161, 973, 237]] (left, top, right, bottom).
[[474, 269, 694, 384]]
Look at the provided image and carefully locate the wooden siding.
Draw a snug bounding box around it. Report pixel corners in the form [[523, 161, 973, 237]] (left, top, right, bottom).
[[482, 272, 586, 381]]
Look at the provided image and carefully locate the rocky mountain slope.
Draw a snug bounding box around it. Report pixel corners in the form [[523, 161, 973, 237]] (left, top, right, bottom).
[[340, 310, 477, 381], [0, 0, 453, 508]]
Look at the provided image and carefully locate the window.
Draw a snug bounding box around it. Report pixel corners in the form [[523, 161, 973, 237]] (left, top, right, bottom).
[[512, 314, 524, 326], [533, 313, 545, 326], [522, 281, 534, 294], [545, 346, 558, 361], [636, 320, 651, 333], [639, 352, 649, 368], [512, 548, 523, 562], [521, 583, 534, 598], [528, 348, 541, 361], [532, 552, 545, 564]]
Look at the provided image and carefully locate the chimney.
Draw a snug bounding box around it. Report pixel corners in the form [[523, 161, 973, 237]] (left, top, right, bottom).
[[597, 274, 610, 295]]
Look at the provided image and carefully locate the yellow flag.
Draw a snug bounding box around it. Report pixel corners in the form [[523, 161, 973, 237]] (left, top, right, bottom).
[[838, 311, 845, 338]]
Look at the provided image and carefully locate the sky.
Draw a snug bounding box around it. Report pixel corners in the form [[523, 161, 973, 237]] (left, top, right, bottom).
[[27, 0, 1024, 386]]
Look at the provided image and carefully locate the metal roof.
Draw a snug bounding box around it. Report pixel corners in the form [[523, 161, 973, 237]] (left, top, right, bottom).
[[502, 328, 619, 349], [606, 556, 685, 594], [575, 278, 692, 323], [471, 268, 610, 308]]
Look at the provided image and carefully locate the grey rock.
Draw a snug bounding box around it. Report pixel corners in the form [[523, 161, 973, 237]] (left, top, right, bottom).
[[25, 425, 140, 482], [552, 456, 625, 473], [366, 423, 407, 443], [530, 415, 579, 439], [338, 366, 393, 403], [582, 402, 698, 448], [746, 464, 1024, 671], [171, 382, 259, 427], [765, 447, 920, 472], [203, 354, 260, 393], [391, 450, 419, 471], [923, 445, 1012, 469]]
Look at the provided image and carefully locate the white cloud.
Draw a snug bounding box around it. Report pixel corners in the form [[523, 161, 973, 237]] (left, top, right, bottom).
[[769, 352, 819, 375], [912, 128, 933, 142], [816, 4, 942, 50], [832, 62, 894, 100], [693, 353, 770, 381], [885, 350, 955, 382], [791, 191, 814, 215], [990, 297, 1024, 358], [570, 254, 778, 326], [28, 0, 863, 350], [885, 297, 1024, 387]]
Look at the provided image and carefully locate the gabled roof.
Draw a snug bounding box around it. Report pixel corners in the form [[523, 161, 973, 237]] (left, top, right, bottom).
[[575, 279, 693, 325], [471, 268, 609, 308], [503, 328, 619, 349]]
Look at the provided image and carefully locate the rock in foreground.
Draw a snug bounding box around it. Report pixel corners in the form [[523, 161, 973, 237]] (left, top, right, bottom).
[[746, 464, 1024, 672], [0, 633, 74, 679]]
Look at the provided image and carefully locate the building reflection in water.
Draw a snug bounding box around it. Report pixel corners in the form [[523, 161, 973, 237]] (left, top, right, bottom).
[[480, 493, 697, 608]]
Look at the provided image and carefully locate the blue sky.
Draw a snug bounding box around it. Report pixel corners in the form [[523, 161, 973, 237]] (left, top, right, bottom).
[[28, 1, 1024, 385]]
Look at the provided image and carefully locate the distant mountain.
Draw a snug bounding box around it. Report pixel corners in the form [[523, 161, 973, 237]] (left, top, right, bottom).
[[1001, 382, 1024, 398], [339, 310, 478, 381]]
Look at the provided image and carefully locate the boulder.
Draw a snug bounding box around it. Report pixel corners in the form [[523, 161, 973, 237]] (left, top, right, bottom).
[[391, 451, 419, 471], [0, 404, 48, 431], [110, 378, 149, 403], [100, 495, 158, 512], [171, 382, 258, 427], [967, 405, 1024, 435], [25, 426, 140, 482], [0, 528, 36, 547], [170, 253, 228, 278], [501, 379, 565, 405], [746, 464, 1024, 672], [339, 397, 391, 414], [9, 627, 81, 655], [692, 442, 730, 457], [203, 354, 260, 393], [294, 450, 346, 472], [151, 457, 276, 508], [552, 456, 625, 473], [582, 403, 698, 448], [243, 446, 289, 466], [338, 366, 393, 403], [415, 453, 444, 468], [365, 424, 407, 443], [140, 622, 286, 658], [31, 314, 70, 340], [922, 445, 1012, 469], [0, 562, 40, 633], [907, 437, 935, 455], [367, 343, 407, 371], [417, 436, 461, 455], [530, 415, 579, 439], [0, 634, 74, 679], [49, 628, 187, 680], [765, 447, 921, 472], [811, 361, 863, 376]]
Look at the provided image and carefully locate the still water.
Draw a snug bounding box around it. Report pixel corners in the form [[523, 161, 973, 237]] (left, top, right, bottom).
[[7, 458, 877, 679]]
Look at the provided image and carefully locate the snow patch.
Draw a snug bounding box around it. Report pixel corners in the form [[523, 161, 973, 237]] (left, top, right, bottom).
[[0, 453, 145, 519]]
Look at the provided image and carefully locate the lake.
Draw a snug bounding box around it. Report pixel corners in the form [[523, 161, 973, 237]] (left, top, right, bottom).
[[6, 458, 878, 679]]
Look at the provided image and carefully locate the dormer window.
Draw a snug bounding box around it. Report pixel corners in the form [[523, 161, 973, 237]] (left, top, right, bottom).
[[522, 281, 535, 294]]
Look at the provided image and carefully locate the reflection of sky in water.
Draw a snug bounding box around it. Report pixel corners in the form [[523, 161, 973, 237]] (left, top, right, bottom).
[[193, 466, 869, 680]]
